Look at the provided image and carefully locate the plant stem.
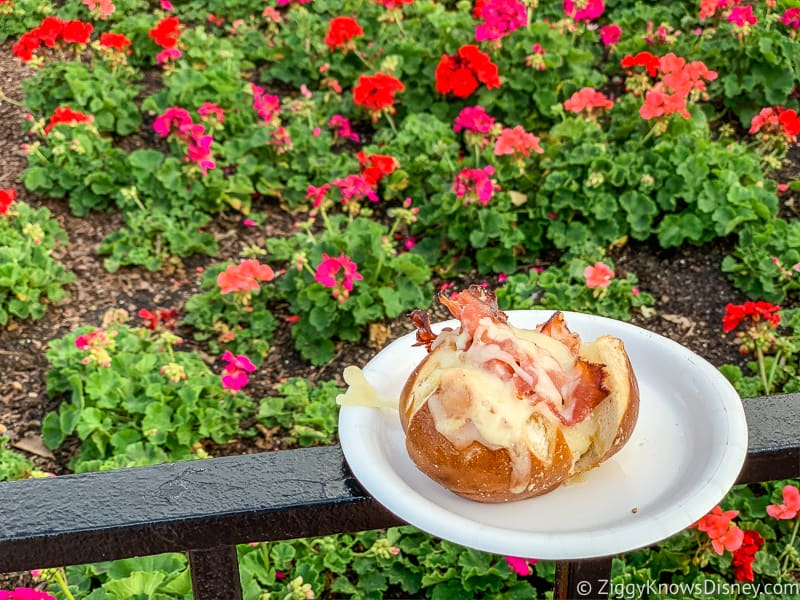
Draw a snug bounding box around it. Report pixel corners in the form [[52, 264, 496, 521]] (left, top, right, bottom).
[[780, 519, 799, 575], [384, 112, 398, 134], [0, 89, 24, 108], [259, 542, 271, 571], [54, 568, 76, 600], [756, 345, 770, 396], [767, 349, 782, 393]]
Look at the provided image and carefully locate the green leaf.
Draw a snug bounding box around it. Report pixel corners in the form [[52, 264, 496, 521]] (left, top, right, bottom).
[[102, 571, 167, 598]]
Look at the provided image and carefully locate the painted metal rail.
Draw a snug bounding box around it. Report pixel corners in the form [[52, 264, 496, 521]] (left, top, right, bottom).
[[1, 394, 798, 599]]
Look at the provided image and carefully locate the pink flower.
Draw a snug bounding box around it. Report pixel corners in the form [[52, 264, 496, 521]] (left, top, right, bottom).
[[306, 183, 332, 207], [728, 5, 756, 27], [0, 590, 57, 600], [504, 556, 538, 576], [599, 23, 622, 45], [563, 0, 604, 21], [197, 102, 225, 123], [781, 8, 800, 29], [453, 105, 495, 134], [156, 47, 182, 64], [243, 219, 257, 227], [493, 125, 543, 158], [220, 350, 256, 391], [767, 485, 800, 520], [314, 253, 364, 302], [694, 505, 744, 555], [584, 262, 615, 288], [329, 114, 360, 142], [333, 174, 378, 203], [563, 87, 614, 115], [160, 0, 174, 9], [452, 166, 500, 205], [216, 259, 275, 295], [153, 108, 192, 138], [251, 83, 281, 125], [474, 0, 527, 42]]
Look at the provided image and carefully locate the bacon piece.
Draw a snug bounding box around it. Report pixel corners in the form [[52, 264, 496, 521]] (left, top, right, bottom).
[[537, 311, 581, 355], [546, 359, 608, 426], [439, 285, 508, 338], [410, 309, 438, 351]]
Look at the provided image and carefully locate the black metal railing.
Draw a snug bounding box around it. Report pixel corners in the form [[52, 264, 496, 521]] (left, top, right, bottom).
[[1, 394, 798, 600]]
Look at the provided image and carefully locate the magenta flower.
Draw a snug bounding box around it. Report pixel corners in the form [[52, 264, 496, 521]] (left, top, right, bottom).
[[452, 166, 501, 205], [0, 589, 57, 600], [504, 556, 538, 576], [156, 47, 181, 65], [475, 0, 527, 42], [453, 105, 496, 134], [153, 107, 193, 138], [220, 351, 256, 391], [563, 0, 604, 21], [728, 5, 756, 27], [329, 114, 360, 142], [781, 7, 800, 29], [599, 23, 622, 45], [333, 174, 378, 203], [306, 183, 332, 207], [314, 253, 364, 302], [251, 83, 281, 125]]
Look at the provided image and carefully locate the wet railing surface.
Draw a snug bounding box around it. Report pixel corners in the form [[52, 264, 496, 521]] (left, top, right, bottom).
[[1, 394, 798, 600]]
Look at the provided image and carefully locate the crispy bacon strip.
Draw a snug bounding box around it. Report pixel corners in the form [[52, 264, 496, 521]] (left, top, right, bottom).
[[439, 285, 508, 337], [410, 309, 437, 351]]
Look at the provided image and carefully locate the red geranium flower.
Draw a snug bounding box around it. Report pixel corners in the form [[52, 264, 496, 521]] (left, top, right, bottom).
[[61, 20, 93, 44], [99, 32, 132, 51], [0, 188, 17, 215], [324, 16, 363, 52], [352, 72, 405, 118], [357, 152, 398, 186], [12, 30, 41, 62], [43, 106, 94, 134], [435, 44, 501, 98], [37, 16, 64, 47], [149, 16, 181, 49], [732, 530, 764, 582], [722, 301, 781, 333], [620, 51, 660, 77]]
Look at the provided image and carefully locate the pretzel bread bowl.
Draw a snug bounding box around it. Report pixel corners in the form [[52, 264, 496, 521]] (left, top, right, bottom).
[[400, 286, 639, 503]]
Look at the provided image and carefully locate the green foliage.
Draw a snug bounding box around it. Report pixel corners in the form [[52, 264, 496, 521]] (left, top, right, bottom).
[[23, 121, 128, 216], [722, 219, 800, 304], [98, 204, 218, 273], [43, 316, 254, 472], [59, 554, 191, 600], [268, 214, 433, 364], [720, 307, 800, 397], [0, 0, 54, 44], [257, 378, 342, 447], [0, 436, 36, 481], [238, 526, 536, 599], [182, 263, 278, 362], [0, 202, 74, 326], [496, 257, 655, 321], [23, 61, 142, 135]]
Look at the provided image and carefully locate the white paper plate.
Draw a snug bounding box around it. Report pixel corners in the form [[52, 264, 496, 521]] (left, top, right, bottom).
[[338, 310, 748, 559]]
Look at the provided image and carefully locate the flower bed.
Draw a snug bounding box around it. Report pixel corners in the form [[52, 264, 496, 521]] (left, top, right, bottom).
[[1, 0, 800, 597]]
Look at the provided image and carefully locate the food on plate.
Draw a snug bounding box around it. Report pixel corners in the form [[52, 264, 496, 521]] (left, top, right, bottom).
[[399, 285, 639, 502]]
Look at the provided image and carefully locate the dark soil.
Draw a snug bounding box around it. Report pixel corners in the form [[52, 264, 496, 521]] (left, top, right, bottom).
[[0, 38, 787, 589]]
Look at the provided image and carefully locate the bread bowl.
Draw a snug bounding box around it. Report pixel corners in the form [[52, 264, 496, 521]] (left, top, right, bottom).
[[399, 285, 639, 502]]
